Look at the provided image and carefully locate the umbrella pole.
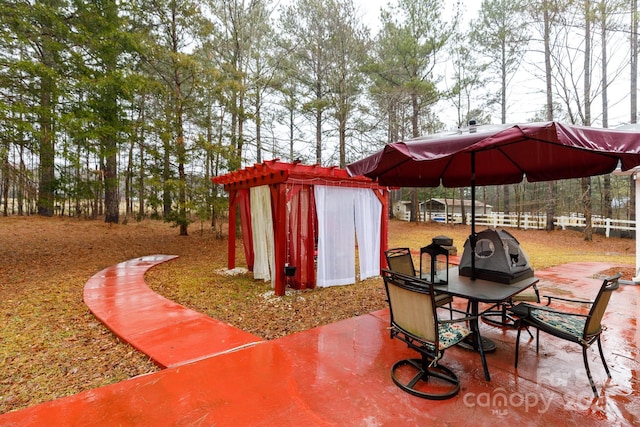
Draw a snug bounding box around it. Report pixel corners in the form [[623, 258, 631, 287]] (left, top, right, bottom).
[[471, 153, 477, 280]]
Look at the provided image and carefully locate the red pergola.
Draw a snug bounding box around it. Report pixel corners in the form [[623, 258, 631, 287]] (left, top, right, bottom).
[[212, 160, 389, 296]]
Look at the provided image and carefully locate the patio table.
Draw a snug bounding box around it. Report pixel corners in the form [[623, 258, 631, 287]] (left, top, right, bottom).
[[432, 268, 539, 381]]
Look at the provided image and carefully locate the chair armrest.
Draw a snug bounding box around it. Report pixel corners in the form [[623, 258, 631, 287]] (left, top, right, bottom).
[[440, 315, 477, 325], [543, 294, 593, 306]]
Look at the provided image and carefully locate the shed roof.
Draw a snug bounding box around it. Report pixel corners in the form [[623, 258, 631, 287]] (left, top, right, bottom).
[[421, 198, 491, 208]]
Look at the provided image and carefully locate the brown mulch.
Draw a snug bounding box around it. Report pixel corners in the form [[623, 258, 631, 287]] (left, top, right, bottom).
[[0, 216, 635, 414]]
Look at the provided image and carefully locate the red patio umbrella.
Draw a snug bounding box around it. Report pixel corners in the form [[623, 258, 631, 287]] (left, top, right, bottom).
[[346, 121, 640, 278]]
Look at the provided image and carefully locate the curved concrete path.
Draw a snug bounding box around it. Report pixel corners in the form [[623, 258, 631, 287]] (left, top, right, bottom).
[[82, 255, 263, 368]]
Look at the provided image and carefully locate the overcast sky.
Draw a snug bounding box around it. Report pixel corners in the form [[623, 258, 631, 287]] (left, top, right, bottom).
[[354, 0, 634, 128]]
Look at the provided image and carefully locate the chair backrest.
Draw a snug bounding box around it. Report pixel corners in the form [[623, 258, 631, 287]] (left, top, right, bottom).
[[382, 269, 438, 345], [385, 248, 416, 276], [585, 273, 621, 337]]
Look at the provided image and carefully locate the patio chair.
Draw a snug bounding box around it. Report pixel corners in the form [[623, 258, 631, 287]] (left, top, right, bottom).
[[510, 273, 621, 397], [481, 285, 540, 337], [385, 248, 454, 316], [382, 269, 476, 400]]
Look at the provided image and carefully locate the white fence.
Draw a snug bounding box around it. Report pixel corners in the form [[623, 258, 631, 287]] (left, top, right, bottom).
[[399, 211, 636, 238]]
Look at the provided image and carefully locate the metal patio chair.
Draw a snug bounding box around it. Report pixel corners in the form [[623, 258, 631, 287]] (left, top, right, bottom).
[[385, 247, 453, 315], [382, 269, 476, 400], [510, 273, 621, 397], [481, 285, 540, 338]]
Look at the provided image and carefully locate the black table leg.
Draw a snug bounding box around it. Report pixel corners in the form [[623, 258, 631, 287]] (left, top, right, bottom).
[[456, 300, 492, 381]]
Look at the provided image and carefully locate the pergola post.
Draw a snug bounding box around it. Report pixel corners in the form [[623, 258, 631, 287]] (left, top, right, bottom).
[[274, 184, 288, 296], [227, 190, 237, 270], [374, 188, 389, 270]]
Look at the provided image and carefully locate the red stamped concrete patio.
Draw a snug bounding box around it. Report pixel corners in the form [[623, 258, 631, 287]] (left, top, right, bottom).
[[0, 256, 638, 426]]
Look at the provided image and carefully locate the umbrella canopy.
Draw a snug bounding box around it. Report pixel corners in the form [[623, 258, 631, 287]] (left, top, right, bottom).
[[346, 121, 640, 188], [347, 121, 640, 280]]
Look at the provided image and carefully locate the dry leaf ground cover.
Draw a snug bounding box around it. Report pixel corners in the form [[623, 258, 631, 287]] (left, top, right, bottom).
[[0, 216, 635, 414]]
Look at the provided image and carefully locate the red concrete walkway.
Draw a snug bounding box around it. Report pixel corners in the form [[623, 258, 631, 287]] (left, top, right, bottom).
[[0, 258, 638, 426], [83, 255, 264, 368]]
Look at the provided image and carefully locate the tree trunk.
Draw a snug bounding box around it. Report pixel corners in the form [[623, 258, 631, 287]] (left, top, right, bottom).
[[104, 151, 119, 223], [410, 92, 420, 222], [1, 151, 9, 217], [237, 89, 245, 165], [103, 96, 119, 223], [256, 89, 262, 163], [582, 177, 592, 240], [37, 81, 55, 217], [600, 1, 608, 130], [631, 0, 638, 222], [315, 104, 322, 164], [138, 138, 145, 220], [101, 0, 120, 225], [632, 0, 638, 124], [230, 90, 239, 169], [497, 5, 512, 217], [175, 71, 188, 236], [289, 102, 295, 161], [137, 99, 146, 220], [503, 185, 510, 215], [18, 145, 25, 216], [389, 98, 399, 143], [584, 0, 591, 126], [601, 2, 612, 219], [410, 189, 419, 223], [339, 114, 346, 168], [583, 0, 592, 241], [125, 139, 135, 221], [460, 188, 467, 226], [162, 133, 172, 218], [543, 3, 555, 231]]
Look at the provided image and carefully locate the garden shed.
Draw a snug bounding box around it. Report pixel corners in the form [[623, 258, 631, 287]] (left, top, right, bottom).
[[421, 198, 492, 216], [212, 160, 390, 296]]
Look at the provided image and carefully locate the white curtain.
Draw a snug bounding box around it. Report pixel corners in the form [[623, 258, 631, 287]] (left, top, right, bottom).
[[250, 186, 275, 286], [315, 186, 356, 287], [314, 186, 382, 287], [354, 188, 382, 280]]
